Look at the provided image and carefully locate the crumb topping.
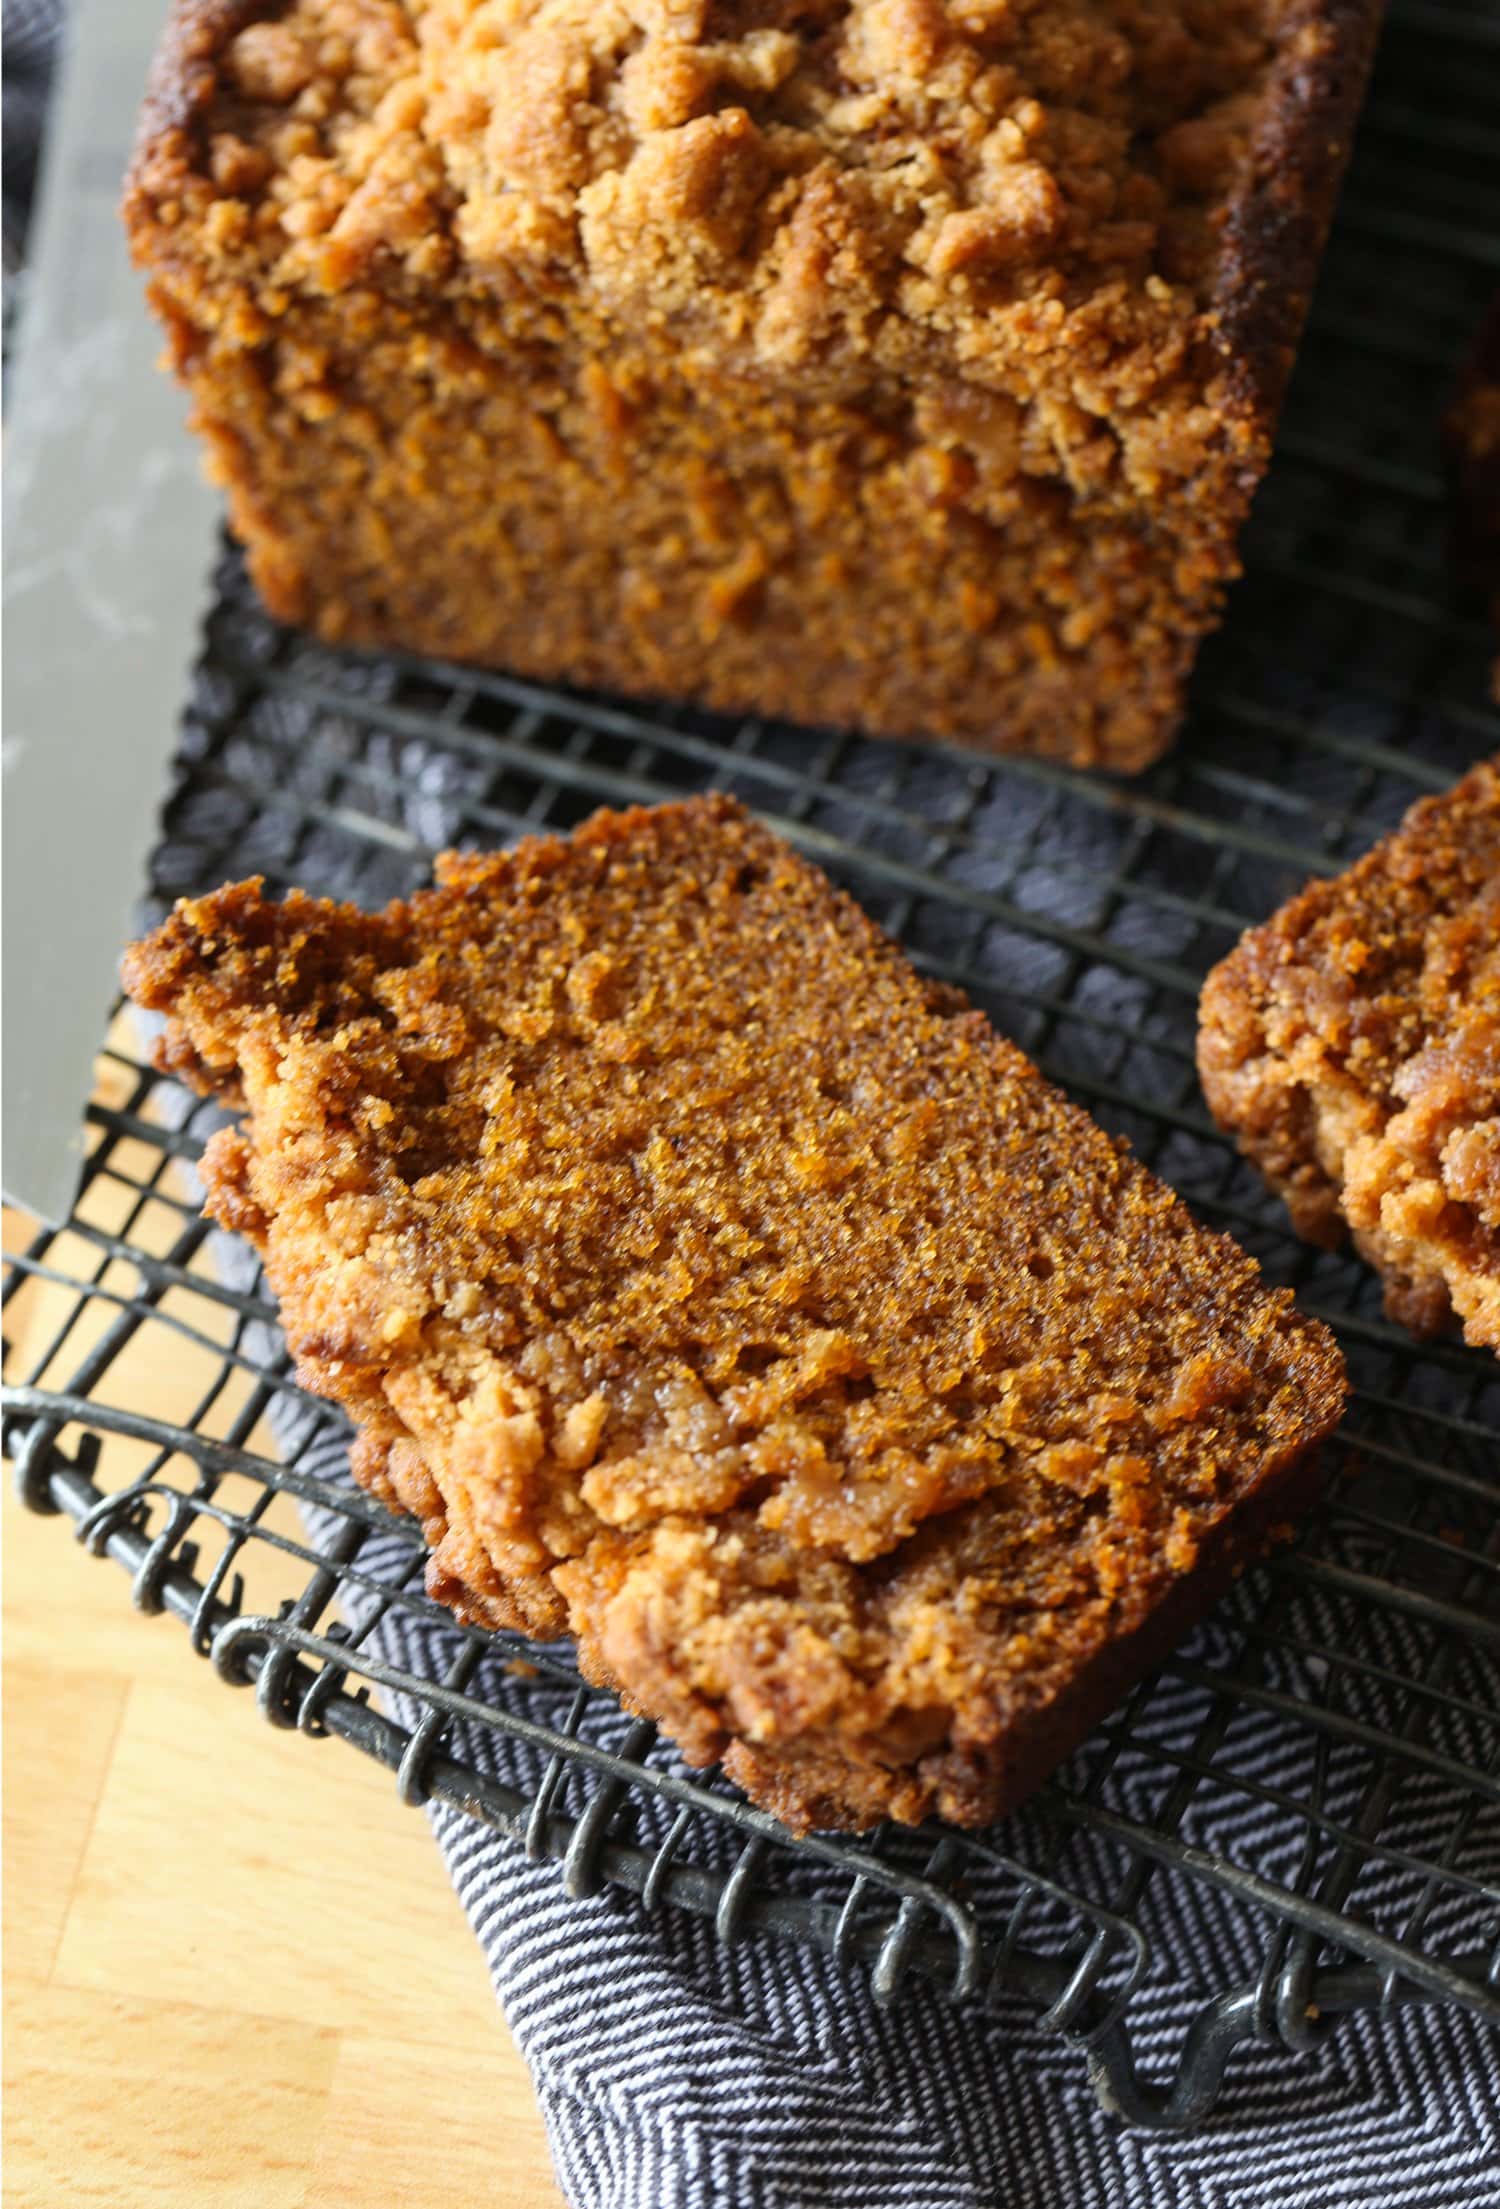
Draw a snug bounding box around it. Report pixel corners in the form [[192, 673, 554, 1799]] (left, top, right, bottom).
[[1200, 758, 1500, 1351], [135, 1, 1313, 450]]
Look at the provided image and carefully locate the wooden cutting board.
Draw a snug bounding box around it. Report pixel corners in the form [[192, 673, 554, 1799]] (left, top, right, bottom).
[[3, 1204, 565, 2209]]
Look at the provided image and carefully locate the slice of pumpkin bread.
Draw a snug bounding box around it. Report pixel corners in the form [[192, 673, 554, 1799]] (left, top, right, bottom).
[[125, 794, 1345, 1829]]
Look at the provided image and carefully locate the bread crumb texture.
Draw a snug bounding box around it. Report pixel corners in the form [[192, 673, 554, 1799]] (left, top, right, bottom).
[[125, 797, 1346, 1828], [125, 0, 1378, 770], [1200, 756, 1500, 1353], [156, 0, 1285, 346]]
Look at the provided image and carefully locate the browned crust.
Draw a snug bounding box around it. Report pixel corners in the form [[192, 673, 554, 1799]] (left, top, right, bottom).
[[124, 0, 269, 210], [1210, 0, 1385, 438]]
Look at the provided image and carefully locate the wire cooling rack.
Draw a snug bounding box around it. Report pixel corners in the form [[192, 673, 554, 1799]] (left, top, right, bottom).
[[5, 0, 1500, 2131]]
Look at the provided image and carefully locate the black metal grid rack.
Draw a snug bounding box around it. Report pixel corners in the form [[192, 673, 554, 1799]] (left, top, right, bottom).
[[4, 0, 1499, 2131]]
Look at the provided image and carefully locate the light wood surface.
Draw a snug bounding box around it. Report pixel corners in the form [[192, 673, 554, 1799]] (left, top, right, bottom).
[[3, 1197, 566, 2209]]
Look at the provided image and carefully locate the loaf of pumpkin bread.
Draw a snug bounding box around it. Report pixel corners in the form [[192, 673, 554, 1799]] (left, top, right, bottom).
[[124, 796, 1346, 1831], [126, 0, 1381, 772]]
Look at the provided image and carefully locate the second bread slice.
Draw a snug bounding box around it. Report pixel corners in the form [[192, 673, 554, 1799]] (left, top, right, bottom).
[[124, 796, 1345, 1830]]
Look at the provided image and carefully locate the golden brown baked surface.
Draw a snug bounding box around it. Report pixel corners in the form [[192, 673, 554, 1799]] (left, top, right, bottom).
[[125, 0, 1381, 772], [124, 796, 1345, 1830], [1199, 757, 1500, 1352]]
